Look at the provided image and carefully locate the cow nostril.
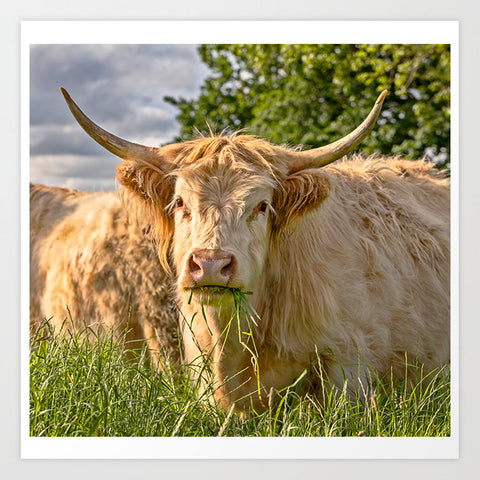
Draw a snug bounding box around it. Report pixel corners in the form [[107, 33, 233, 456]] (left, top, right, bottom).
[[221, 256, 236, 278], [188, 254, 202, 274]]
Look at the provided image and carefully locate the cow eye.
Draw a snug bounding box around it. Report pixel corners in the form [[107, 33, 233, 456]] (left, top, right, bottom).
[[175, 197, 184, 209], [254, 201, 269, 215]]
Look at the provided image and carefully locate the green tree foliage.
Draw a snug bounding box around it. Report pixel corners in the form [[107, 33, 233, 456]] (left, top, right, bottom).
[[165, 44, 450, 169]]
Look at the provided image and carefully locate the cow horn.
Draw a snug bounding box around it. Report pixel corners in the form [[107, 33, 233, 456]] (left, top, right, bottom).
[[287, 90, 388, 174], [60, 88, 171, 169]]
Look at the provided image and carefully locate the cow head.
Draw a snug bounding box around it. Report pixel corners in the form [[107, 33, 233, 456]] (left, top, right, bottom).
[[60, 88, 386, 303]]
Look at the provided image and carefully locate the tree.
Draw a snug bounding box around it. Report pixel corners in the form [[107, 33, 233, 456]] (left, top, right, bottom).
[[165, 44, 450, 170]]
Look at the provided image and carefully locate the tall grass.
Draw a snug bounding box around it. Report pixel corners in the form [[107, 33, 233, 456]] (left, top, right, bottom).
[[29, 293, 450, 437]]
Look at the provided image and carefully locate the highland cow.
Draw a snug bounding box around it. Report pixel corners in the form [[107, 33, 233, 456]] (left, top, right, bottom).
[[30, 88, 450, 410]]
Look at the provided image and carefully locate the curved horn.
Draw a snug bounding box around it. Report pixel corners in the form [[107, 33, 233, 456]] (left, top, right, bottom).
[[287, 90, 388, 174], [60, 88, 171, 169]]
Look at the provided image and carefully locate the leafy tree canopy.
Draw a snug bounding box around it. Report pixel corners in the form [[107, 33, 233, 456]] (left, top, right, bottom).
[[165, 44, 450, 169]]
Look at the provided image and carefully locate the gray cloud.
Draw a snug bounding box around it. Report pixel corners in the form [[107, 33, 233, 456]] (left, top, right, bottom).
[[30, 44, 210, 190], [31, 154, 118, 179], [30, 154, 120, 191], [30, 125, 109, 156]]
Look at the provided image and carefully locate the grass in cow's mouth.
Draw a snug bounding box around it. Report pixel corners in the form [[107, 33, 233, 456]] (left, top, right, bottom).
[[186, 286, 259, 354], [187, 286, 253, 303], [190, 286, 252, 294]]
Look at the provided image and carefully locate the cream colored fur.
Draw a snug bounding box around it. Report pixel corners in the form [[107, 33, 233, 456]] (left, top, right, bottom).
[[29, 183, 181, 366], [31, 132, 450, 411], [114, 134, 450, 410]]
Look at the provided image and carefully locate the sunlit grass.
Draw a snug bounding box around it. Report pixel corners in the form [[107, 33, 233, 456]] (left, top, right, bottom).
[[29, 292, 450, 437]]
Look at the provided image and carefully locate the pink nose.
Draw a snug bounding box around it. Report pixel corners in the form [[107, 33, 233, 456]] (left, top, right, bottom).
[[187, 249, 237, 286]]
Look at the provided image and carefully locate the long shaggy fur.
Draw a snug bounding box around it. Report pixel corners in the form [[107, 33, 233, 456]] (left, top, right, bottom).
[[29, 183, 181, 366], [31, 131, 450, 410], [111, 133, 450, 409]]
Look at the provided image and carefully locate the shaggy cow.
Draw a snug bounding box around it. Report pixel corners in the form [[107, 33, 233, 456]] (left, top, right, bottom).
[[40, 88, 449, 410], [30, 183, 181, 366]]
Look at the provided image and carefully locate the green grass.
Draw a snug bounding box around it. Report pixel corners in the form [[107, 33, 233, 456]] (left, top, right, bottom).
[[29, 315, 450, 437]]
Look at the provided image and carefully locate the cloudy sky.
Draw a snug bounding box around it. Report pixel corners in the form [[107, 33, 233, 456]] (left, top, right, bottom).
[[30, 44, 210, 190]]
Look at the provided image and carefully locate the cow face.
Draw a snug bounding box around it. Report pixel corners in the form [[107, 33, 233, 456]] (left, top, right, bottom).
[[169, 163, 276, 298], [114, 136, 333, 303]]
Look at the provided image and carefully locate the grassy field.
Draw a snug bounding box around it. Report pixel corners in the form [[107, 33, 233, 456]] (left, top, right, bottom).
[[29, 315, 450, 438]]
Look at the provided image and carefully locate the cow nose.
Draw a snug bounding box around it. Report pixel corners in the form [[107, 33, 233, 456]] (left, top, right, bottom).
[[187, 249, 237, 286]]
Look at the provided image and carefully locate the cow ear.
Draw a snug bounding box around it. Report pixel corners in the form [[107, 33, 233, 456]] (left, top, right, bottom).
[[116, 159, 175, 273], [116, 159, 173, 202], [117, 160, 154, 200], [272, 169, 331, 233]]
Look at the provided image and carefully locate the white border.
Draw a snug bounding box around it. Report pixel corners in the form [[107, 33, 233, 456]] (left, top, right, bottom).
[[23, 436, 457, 460], [21, 20, 457, 45], [21, 20, 459, 460]]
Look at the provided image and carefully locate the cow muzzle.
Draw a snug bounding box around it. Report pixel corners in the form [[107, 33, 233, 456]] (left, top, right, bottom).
[[185, 249, 237, 289]]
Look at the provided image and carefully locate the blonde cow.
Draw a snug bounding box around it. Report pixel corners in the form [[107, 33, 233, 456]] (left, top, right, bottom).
[[30, 88, 450, 410]]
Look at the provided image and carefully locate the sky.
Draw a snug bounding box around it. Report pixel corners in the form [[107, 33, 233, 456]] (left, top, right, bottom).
[[30, 44, 210, 190]]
